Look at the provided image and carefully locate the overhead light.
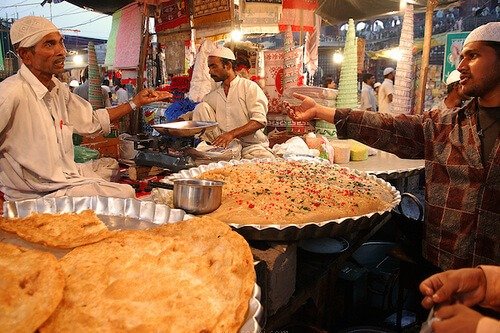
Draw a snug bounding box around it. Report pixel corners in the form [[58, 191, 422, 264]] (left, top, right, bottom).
[[388, 47, 403, 61], [230, 29, 243, 42], [73, 54, 84, 65], [333, 51, 344, 64]]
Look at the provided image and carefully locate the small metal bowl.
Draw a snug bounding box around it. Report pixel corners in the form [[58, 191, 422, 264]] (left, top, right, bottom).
[[172, 178, 224, 215]]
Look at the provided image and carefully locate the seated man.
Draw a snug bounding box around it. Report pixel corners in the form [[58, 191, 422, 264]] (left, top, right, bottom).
[[0, 16, 171, 201], [192, 46, 274, 159]]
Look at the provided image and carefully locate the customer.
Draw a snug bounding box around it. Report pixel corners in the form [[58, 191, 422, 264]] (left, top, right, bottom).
[[378, 67, 395, 113], [115, 81, 129, 105], [431, 69, 469, 111], [192, 46, 274, 158], [0, 16, 172, 201], [420, 266, 500, 333], [74, 66, 112, 107], [286, 22, 500, 270], [360, 73, 377, 111]]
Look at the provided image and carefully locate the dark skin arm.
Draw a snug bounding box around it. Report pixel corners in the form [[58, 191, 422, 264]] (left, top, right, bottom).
[[107, 88, 172, 122], [213, 120, 264, 148]]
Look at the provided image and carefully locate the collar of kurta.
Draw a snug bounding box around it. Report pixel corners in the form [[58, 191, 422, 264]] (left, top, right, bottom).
[[19, 64, 60, 100], [218, 75, 241, 91]]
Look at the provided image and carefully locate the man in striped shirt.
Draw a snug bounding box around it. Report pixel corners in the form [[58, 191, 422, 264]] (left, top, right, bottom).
[[287, 22, 499, 271]]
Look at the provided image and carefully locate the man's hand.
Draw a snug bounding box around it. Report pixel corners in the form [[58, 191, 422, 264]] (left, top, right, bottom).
[[213, 132, 235, 148], [431, 303, 483, 333], [284, 93, 319, 121], [133, 88, 172, 108], [420, 268, 487, 310]]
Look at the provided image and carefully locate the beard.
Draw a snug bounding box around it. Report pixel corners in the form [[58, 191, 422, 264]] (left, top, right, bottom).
[[462, 71, 500, 98]]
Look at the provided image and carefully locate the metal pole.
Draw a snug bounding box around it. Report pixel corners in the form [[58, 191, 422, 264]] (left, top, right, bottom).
[[415, 0, 437, 114]]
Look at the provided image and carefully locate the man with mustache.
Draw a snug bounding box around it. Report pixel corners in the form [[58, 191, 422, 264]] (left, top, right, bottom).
[[286, 22, 499, 272], [192, 46, 274, 159], [0, 16, 172, 201]]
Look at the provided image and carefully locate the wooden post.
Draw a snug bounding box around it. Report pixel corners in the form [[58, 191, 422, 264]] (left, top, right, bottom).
[[415, 0, 437, 114], [133, 2, 150, 134]]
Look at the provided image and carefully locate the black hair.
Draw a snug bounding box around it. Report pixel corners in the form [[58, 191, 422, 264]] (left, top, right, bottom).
[[362, 73, 374, 83], [483, 41, 500, 59], [221, 58, 237, 71], [323, 78, 333, 88]]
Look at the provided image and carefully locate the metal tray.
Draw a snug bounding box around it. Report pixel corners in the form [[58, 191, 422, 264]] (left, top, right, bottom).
[[152, 120, 217, 137], [1, 195, 262, 333], [168, 158, 401, 241]]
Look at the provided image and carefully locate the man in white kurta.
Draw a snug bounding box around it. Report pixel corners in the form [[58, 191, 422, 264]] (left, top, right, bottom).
[[360, 73, 377, 111], [192, 47, 274, 159], [0, 16, 171, 201], [378, 67, 395, 113]]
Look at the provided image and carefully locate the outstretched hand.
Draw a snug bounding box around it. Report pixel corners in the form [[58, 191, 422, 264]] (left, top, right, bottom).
[[284, 93, 319, 121], [419, 268, 487, 310], [133, 88, 172, 108], [431, 303, 483, 333]]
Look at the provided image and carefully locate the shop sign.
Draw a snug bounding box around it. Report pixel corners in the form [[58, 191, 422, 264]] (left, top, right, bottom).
[[443, 32, 469, 82]]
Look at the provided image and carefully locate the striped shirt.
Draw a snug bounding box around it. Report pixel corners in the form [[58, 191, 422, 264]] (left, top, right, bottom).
[[334, 98, 499, 270]]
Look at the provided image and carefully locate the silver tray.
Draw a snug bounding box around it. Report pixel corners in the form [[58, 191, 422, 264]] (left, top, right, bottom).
[[168, 158, 401, 241], [152, 120, 217, 137], [1, 195, 262, 333]]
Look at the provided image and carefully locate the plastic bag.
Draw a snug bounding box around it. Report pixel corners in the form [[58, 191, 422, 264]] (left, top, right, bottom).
[[74, 145, 100, 163]]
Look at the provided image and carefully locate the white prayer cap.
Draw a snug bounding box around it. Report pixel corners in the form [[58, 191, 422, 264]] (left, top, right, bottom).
[[374, 82, 381, 88], [208, 46, 236, 60], [383, 67, 395, 76], [464, 22, 500, 46], [10, 16, 59, 48], [69, 80, 79, 88], [446, 70, 461, 85]]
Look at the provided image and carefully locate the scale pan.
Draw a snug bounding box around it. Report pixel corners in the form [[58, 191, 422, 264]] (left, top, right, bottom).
[[152, 121, 218, 137]]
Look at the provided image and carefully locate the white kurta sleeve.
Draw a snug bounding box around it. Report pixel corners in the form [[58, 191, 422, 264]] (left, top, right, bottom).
[[244, 81, 268, 126], [65, 91, 111, 136]]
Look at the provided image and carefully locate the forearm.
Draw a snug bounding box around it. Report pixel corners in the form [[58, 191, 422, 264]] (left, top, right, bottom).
[[315, 105, 336, 122], [106, 102, 135, 122], [227, 120, 264, 139]]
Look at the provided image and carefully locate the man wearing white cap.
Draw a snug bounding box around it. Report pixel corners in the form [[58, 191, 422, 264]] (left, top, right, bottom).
[[286, 22, 499, 277], [430, 69, 468, 111], [378, 67, 395, 113], [0, 16, 172, 201], [192, 46, 274, 158]]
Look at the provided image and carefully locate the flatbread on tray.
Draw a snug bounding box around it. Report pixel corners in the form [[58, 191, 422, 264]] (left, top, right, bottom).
[[40, 216, 255, 333], [0, 210, 113, 249], [0, 242, 64, 333], [197, 161, 395, 225]]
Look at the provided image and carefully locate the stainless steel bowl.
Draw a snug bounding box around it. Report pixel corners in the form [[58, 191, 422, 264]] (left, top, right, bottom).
[[172, 179, 224, 214], [152, 121, 218, 137]]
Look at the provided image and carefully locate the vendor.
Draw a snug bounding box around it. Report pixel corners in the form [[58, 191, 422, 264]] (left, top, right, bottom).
[[0, 16, 172, 201], [192, 46, 274, 159]]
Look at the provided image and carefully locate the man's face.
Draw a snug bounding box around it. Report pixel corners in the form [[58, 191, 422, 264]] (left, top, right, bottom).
[[208, 56, 229, 82], [368, 76, 376, 86], [20, 32, 67, 79], [458, 41, 500, 98]]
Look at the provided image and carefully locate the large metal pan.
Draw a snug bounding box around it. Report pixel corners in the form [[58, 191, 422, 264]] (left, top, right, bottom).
[[152, 121, 218, 137]]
